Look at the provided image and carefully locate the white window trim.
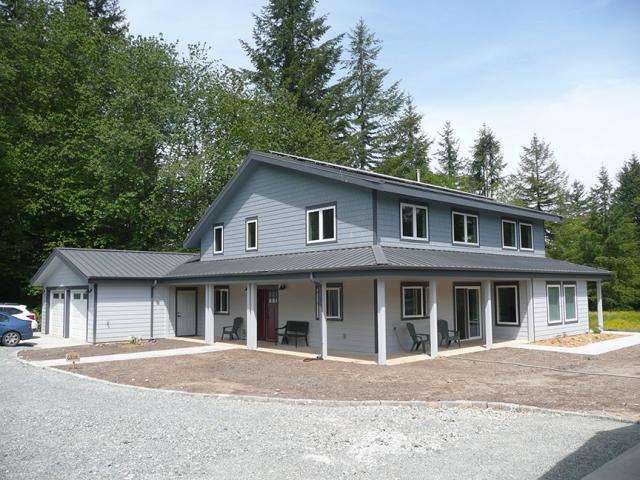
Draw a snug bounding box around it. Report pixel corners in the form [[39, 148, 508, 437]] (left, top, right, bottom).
[[402, 285, 426, 319], [452, 211, 479, 246], [563, 284, 578, 323], [306, 205, 336, 244], [501, 219, 518, 250], [325, 285, 342, 320], [245, 218, 258, 251], [495, 285, 519, 325], [213, 225, 224, 254], [400, 202, 429, 241], [546, 284, 563, 325], [214, 287, 229, 314], [519, 222, 534, 251]]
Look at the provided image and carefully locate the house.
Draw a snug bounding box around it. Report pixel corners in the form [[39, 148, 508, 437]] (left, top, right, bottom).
[[31, 151, 610, 364]]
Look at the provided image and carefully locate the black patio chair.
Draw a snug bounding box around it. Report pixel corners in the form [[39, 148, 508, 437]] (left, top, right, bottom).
[[221, 316, 244, 341], [406, 322, 430, 353], [437, 319, 461, 348]]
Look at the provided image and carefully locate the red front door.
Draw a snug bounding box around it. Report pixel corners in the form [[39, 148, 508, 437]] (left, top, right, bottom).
[[257, 287, 278, 342]]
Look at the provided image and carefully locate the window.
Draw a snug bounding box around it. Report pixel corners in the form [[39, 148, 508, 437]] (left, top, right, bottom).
[[213, 225, 224, 254], [307, 205, 336, 243], [245, 218, 258, 251], [495, 284, 519, 325], [452, 212, 479, 245], [73, 293, 81, 300], [82, 293, 88, 300], [546, 284, 562, 324], [502, 220, 517, 250], [325, 283, 343, 320], [214, 286, 229, 314], [400, 203, 429, 241], [0, 313, 8, 322], [401, 283, 428, 319], [563, 284, 577, 322], [520, 223, 533, 251]]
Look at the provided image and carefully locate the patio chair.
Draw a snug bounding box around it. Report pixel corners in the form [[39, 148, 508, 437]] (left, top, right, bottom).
[[276, 321, 309, 347], [437, 319, 461, 348], [221, 317, 243, 341], [406, 322, 430, 353]]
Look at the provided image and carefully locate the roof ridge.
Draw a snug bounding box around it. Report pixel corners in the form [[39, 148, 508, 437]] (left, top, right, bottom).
[[56, 247, 196, 256]]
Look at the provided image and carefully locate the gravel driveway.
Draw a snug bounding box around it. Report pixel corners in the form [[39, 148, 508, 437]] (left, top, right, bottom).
[[2, 348, 639, 480]]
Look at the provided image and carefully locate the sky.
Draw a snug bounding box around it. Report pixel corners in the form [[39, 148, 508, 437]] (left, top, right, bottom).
[[119, 0, 640, 187]]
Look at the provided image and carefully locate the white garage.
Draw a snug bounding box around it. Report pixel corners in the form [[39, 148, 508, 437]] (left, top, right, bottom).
[[30, 248, 195, 343]]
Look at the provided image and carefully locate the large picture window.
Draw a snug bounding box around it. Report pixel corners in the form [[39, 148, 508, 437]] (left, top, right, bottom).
[[495, 284, 519, 325], [520, 223, 533, 251], [400, 203, 428, 241], [401, 283, 428, 319], [213, 225, 224, 254], [452, 212, 479, 246], [214, 286, 229, 314], [307, 205, 336, 243], [502, 220, 517, 250]]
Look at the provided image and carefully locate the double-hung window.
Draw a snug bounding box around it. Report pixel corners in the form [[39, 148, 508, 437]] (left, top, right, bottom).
[[245, 218, 258, 251], [547, 282, 578, 325], [546, 284, 562, 324], [520, 223, 533, 251], [495, 284, 519, 325], [563, 284, 577, 323], [400, 203, 428, 241], [401, 283, 428, 319], [502, 220, 517, 250], [452, 211, 479, 246], [307, 204, 336, 244], [213, 225, 224, 254], [214, 286, 229, 314], [316, 283, 343, 321]]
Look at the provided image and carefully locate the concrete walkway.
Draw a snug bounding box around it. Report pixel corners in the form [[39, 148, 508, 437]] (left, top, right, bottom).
[[516, 332, 640, 356], [582, 441, 640, 479], [25, 342, 241, 367]]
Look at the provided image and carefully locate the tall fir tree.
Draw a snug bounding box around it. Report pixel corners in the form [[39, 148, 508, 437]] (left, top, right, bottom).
[[376, 96, 430, 179], [514, 134, 567, 212], [468, 123, 505, 198], [589, 166, 614, 233], [341, 19, 403, 169], [434, 121, 465, 189], [614, 153, 640, 226], [566, 180, 589, 217], [240, 0, 342, 114]]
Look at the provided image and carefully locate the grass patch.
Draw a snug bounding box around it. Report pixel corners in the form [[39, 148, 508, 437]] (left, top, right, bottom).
[[589, 311, 640, 332]]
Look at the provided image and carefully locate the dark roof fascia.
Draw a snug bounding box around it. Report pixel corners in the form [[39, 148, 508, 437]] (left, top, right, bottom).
[[29, 249, 89, 287]]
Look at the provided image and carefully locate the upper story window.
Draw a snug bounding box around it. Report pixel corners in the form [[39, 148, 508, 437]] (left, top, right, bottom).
[[520, 223, 533, 251], [400, 203, 428, 241], [245, 218, 258, 251], [452, 211, 479, 246], [307, 204, 336, 244], [213, 224, 224, 254], [502, 219, 517, 250]]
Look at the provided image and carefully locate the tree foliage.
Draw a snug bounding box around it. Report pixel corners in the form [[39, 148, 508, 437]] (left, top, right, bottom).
[[467, 124, 505, 198]]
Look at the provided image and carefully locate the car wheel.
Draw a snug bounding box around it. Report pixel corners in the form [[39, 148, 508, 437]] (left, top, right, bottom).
[[1, 331, 21, 347]]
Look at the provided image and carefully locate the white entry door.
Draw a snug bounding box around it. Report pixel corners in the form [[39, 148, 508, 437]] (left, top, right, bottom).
[[176, 289, 197, 336], [49, 290, 65, 337], [69, 290, 88, 340]]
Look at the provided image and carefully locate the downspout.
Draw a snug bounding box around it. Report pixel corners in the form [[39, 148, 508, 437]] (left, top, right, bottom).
[[150, 279, 157, 340]]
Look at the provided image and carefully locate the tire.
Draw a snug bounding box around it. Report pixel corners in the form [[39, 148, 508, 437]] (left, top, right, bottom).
[[1, 331, 21, 347]]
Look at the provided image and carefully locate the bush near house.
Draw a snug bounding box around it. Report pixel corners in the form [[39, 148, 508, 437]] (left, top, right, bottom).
[[589, 311, 640, 332]]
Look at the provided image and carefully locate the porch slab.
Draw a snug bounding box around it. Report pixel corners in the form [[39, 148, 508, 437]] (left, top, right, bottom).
[[515, 332, 640, 355]]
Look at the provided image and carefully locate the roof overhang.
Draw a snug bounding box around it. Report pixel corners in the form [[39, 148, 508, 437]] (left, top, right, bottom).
[[30, 251, 89, 287]]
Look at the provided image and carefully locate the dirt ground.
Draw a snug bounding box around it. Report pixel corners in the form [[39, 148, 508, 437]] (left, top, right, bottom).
[[19, 338, 201, 361], [56, 345, 640, 420], [534, 332, 624, 347]]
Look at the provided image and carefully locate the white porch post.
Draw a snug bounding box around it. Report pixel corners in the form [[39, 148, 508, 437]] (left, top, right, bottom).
[[596, 280, 604, 331], [204, 284, 215, 344], [376, 279, 387, 365], [483, 280, 493, 350], [320, 281, 328, 359], [246, 283, 257, 349], [526, 279, 535, 342], [429, 280, 438, 358]]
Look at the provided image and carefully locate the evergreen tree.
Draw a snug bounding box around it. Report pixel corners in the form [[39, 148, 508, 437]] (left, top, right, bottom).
[[435, 121, 464, 188], [240, 0, 342, 114], [589, 166, 614, 232], [615, 153, 640, 226], [514, 134, 567, 212], [341, 19, 403, 169], [64, 0, 127, 34], [566, 180, 589, 217], [468, 123, 505, 197], [376, 97, 430, 179]]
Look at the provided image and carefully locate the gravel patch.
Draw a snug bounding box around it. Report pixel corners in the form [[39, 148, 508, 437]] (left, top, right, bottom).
[[2, 348, 639, 480]]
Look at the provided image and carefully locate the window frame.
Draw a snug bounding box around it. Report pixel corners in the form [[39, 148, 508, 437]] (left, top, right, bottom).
[[519, 222, 534, 252], [501, 219, 518, 250], [214, 286, 230, 315], [306, 203, 337, 244], [546, 283, 563, 325], [400, 202, 429, 242], [563, 283, 578, 324], [325, 283, 343, 321], [245, 217, 258, 251], [451, 211, 480, 246], [213, 224, 224, 255], [494, 283, 520, 326], [401, 282, 429, 320]]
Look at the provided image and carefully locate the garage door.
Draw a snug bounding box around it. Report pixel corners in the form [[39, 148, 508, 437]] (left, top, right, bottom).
[[49, 290, 65, 336], [69, 290, 88, 340]]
